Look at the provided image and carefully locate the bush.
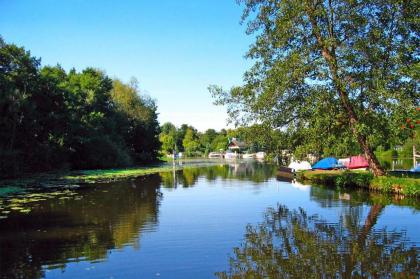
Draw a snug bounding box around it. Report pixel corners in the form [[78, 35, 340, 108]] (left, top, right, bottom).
[[297, 170, 419, 196], [371, 176, 420, 196], [335, 171, 373, 188]]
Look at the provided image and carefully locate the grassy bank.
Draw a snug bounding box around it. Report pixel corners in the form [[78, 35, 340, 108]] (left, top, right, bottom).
[[0, 160, 221, 197], [64, 166, 178, 183], [296, 170, 420, 196], [0, 160, 227, 218]]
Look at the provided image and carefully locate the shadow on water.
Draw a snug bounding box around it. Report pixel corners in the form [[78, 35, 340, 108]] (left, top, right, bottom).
[[216, 203, 419, 278], [0, 175, 162, 279]]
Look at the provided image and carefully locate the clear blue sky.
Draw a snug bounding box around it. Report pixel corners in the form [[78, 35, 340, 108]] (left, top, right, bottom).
[[0, 0, 253, 131]]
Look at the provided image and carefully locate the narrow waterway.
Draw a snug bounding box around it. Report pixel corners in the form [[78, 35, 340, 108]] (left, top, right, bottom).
[[0, 161, 418, 278]]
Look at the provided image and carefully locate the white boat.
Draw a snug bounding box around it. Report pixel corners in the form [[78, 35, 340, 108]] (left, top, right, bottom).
[[208, 152, 223, 158], [338, 158, 350, 167], [255, 152, 266, 160], [224, 151, 239, 160], [242, 153, 255, 159], [288, 160, 312, 172]]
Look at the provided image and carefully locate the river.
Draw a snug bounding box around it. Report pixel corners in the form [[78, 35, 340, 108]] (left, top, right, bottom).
[[0, 161, 418, 278]]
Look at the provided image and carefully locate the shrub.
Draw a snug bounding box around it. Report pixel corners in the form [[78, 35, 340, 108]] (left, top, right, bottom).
[[298, 170, 419, 196]]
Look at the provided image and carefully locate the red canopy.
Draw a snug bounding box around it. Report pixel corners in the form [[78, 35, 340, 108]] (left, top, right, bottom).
[[348, 155, 369, 169]]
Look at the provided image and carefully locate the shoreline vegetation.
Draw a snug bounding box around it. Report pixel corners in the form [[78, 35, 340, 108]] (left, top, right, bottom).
[[0, 159, 225, 197], [296, 170, 420, 197], [1, 159, 418, 199]]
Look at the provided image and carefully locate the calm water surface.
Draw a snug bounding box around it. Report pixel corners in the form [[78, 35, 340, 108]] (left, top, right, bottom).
[[0, 162, 418, 278]]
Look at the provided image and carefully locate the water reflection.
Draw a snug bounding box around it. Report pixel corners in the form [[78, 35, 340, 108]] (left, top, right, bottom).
[[0, 175, 161, 279], [0, 163, 418, 278], [216, 204, 419, 278], [378, 156, 414, 170], [309, 184, 420, 210], [159, 161, 277, 188]]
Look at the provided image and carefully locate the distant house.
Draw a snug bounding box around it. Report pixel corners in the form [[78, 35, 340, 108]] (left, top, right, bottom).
[[228, 138, 247, 152]]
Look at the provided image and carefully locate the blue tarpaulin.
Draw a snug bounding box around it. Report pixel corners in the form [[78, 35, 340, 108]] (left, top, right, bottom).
[[411, 164, 420, 173], [312, 157, 339, 170]]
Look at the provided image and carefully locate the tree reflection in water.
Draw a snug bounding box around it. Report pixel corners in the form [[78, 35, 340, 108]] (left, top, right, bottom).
[[0, 175, 162, 279], [216, 204, 418, 278], [159, 161, 278, 188]]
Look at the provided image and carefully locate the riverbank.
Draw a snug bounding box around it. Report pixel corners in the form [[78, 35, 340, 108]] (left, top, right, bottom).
[[296, 170, 420, 197], [0, 159, 225, 197]]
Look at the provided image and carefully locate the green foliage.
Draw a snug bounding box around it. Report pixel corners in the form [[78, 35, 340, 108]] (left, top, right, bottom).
[[375, 128, 419, 167], [0, 38, 160, 177], [371, 176, 420, 196], [182, 128, 201, 157], [200, 129, 218, 155], [159, 132, 176, 154], [158, 121, 294, 158], [298, 170, 419, 196], [158, 122, 230, 157], [159, 122, 177, 154], [335, 171, 374, 188], [111, 79, 160, 162], [211, 134, 228, 152], [209, 0, 418, 167], [217, 205, 418, 278], [375, 148, 397, 159]]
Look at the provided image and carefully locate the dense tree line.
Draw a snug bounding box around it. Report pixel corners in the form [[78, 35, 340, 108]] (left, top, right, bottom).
[[0, 38, 160, 177], [159, 122, 291, 158], [159, 123, 229, 156]]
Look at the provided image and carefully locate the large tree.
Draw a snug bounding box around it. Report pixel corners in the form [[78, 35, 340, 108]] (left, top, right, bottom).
[[0, 37, 161, 177], [111, 78, 161, 162], [210, 0, 418, 176], [159, 122, 178, 154], [182, 128, 201, 156]]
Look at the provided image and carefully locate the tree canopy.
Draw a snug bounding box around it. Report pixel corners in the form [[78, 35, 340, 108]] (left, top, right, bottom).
[[158, 122, 230, 156], [0, 37, 160, 177], [209, 0, 419, 175]]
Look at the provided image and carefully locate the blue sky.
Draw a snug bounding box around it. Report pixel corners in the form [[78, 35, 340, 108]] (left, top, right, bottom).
[[0, 0, 253, 131]]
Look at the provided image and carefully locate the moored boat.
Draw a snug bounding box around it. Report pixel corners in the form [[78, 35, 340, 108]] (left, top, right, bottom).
[[338, 158, 350, 168], [276, 166, 294, 181], [312, 157, 344, 170], [347, 155, 369, 170], [288, 160, 312, 172], [255, 152, 266, 160], [242, 153, 256, 159], [208, 152, 223, 159]]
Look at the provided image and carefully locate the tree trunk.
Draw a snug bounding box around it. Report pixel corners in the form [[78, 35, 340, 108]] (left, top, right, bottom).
[[333, 83, 385, 176], [359, 204, 384, 244], [306, 8, 385, 176], [345, 204, 385, 275]]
